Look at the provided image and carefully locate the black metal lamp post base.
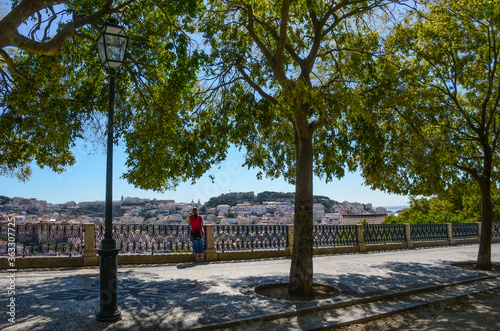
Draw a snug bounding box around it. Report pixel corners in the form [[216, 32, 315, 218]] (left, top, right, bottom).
[[96, 310, 121, 323], [96, 246, 121, 322]]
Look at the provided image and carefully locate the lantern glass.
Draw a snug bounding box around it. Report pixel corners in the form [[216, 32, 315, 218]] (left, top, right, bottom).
[[96, 21, 128, 69]]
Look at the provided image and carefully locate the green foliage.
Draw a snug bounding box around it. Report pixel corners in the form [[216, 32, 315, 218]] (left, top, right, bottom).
[[121, 202, 146, 207], [385, 211, 470, 224], [459, 186, 500, 223], [204, 194, 244, 208], [0, 0, 415, 294], [0, 195, 11, 204], [162, 0, 397, 192], [2, 1, 400, 197], [140, 211, 156, 220], [312, 196, 339, 213], [382, 189, 500, 224], [356, 0, 500, 266], [1, 0, 205, 184], [358, 0, 500, 197], [202, 190, 338, 212]]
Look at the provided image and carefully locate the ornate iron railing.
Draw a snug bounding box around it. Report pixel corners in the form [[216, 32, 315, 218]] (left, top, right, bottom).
[[452, 223, 478, 239], [493, 223, 500, 238], [364, 224, 406, 244], [95, 224, 193, 254], [214, 225, 287, 252], [313, 225, 357, 247], [0, 223, 84, 257], [2, 222, 499, 259], [411, 223, 448, 242]]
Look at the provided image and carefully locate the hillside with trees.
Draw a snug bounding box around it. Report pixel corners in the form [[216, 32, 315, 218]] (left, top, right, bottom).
[[203, 191, 339, 213], [0, 196, 12, 205], [203, 192, 257, 208]]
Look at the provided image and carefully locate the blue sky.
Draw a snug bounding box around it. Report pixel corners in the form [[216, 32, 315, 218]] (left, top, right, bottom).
[[0, 142, 409, 208]]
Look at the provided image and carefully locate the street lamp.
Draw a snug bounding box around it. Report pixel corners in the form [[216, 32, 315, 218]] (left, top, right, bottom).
[[95, 18, 128, 323]]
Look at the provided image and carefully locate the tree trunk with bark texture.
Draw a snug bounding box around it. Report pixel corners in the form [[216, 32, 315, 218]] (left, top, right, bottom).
[[288, 111, 314, 297], [477, 153, 493, 270]]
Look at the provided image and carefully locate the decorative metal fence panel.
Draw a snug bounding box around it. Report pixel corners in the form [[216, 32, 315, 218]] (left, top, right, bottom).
[[493, 223, 500, 238], [0, 223, 84, 257], [452, 223, 478, 239], [411, 223, 448, 242], [313, 225, 357, 247], [2, 222, 499, 260], [95, 224, 193, 254], [364, 224, 405, 244], [214, 225, 288, 252]]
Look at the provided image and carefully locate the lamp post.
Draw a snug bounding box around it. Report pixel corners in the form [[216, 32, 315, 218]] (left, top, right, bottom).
[[95, 18, 128, 322]]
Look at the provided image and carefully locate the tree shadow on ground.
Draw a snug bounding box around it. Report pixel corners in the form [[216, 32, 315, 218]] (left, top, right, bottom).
[[3, 259, 498, 330], [314, 259, 499, 298], [452, 262, 500, 271]]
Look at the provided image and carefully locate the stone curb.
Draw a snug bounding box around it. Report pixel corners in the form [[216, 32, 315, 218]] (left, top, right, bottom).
[[313, 285, 500, 330]]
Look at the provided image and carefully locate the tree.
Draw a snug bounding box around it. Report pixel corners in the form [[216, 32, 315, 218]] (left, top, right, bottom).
[[0, 0, 203, 180], [383, 196, 470, 224], [1, 0, 116, 179], [358, 0, 500, 269], [123, 0, 402, 297], [0, 195, 12, 204]]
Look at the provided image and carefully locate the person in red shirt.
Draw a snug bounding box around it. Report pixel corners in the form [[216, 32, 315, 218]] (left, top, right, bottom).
[[189, 207, 205, 262]]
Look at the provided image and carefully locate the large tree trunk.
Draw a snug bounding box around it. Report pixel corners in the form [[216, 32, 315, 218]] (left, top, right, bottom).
[[288, 111, 314, 297], [477, 154, 493, 270]]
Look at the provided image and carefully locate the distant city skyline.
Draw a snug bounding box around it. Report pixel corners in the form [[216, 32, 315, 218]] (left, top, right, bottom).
[[1, 142, 409, 208]]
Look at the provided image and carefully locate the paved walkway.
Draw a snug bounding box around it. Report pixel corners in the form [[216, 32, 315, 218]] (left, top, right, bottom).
[[1, 244, 499, 330]]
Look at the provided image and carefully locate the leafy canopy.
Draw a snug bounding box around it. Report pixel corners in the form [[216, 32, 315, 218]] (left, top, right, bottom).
[[357, 0, 500, 196], [124, 0, 399, 191], [0, 0, 204, 184]]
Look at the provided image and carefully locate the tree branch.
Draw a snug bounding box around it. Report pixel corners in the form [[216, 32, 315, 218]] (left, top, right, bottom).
[[0, 0, 69, 47], [251, 13, 304, 67], [0, 48, 33, 83], [455, 162, 481, 183], [236, 65, 278, 105], [245, 5, 288, 82], [275, 0, 291, 63], [0, 0, 137, 56]]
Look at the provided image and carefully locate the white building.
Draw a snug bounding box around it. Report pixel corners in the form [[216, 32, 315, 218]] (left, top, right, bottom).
[[217, 204, 231, 216], [234, 203, 252, 214], [220, 218, 238, 225], [313, 203, 325, 219], [251, 205, 267, 215]]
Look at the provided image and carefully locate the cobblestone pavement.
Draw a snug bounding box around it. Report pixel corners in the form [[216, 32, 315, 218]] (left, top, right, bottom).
[[332, 287, 500, 331], [0, 244, 499, 330]]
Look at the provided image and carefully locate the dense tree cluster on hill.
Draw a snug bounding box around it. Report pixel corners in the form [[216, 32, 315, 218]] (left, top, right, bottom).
[[202, 191, 340, 213], [0, 196, 12, 205]]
